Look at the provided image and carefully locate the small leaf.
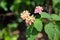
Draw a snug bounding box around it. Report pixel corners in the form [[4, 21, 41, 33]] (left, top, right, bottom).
[[17, 18, 22, 23], [8, 23, 18, 28], [0, 31, 3, 38], [41, 12, 51, 20], [51, 14, 60, 21], [14, 0, 21, 4], [10, 4, 19, 11], [34, 19, 42, 32], [53, 0, 60, 7], [10, 5, 15, 11], [4, 36, 10, 40], [26, 25, 33, 37], [27, 35, 36, 40], [26, 1, 31, 5], [0, 1, 8, 11], [11, 35, 19, 40], [26, 25, 38, 38]]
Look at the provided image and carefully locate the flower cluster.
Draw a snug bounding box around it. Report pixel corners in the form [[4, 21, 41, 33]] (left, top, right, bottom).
[[25, 15, 35, 25], [21, 10, 30, 20], [21, 6, 43, 25], [21, 10, 35, 25], [34, 6, 43, 14]]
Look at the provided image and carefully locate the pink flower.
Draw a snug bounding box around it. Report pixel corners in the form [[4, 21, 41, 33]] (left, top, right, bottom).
[[34, 6, 43, 14]]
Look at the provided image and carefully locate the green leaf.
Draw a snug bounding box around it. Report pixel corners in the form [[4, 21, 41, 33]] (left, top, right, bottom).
[[4, 36, 10, 40], [10, 4, 19, 11], [56, 21, 60, 26], [17, 18, 22, 23], [31, 27, 38, 35], [10, 0, 21, 11], [35, 0, 45, 5], [51, 14, 60, 21], [34, 19, 42, 32], [45, 22, 60, 40], [27, 35, 36, 40], [14, 0, 21, 4], [0, 1, 8, 11], [10, 5, 15, 11], [53, 0, 60, 13], [41, 12, 51, 20], [2, 28, 10, 40], [45, 23, 55, 40], [11, 35, 19, 40], [53, 33, 59, 40], [53, 0, 60, 8], [26, 25, 33, 37], [26, 1, 31, 5], [54, 25, 60, 40], [26, 25, 38, 37], [8, 23, 18, 28], [0, 31, 3, 38]]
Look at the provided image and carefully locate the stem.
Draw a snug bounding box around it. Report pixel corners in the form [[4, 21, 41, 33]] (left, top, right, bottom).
[[31, 25, 34, 33]]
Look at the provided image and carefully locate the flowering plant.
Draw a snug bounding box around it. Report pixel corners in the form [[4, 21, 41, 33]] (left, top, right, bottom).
[[0, 0, 60, 40], [20, 6, 60, 40]]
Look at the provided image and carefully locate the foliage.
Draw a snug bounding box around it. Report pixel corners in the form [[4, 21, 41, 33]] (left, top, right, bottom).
[[0, 0, 60, 40]]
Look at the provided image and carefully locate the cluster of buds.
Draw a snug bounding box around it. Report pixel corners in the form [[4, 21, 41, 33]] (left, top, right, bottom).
[[34, 6, 43, 14], [21, 10, 35, 26]]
